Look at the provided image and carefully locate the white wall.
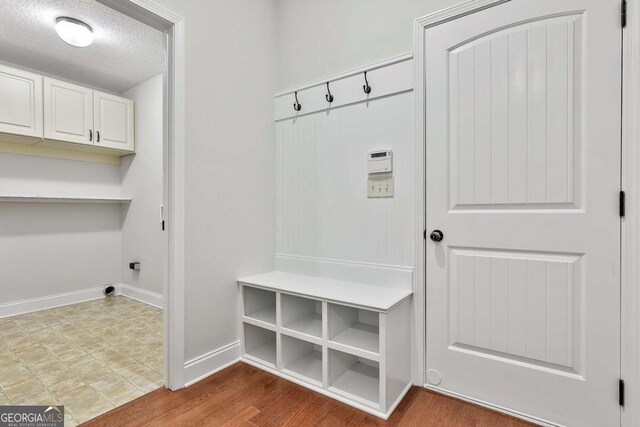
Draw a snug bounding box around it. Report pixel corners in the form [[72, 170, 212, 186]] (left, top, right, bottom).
[[0, 153, 123, 302], [152, 0, 278, 362], [275, 0, 459, 91], [121, 74, 163, 295]]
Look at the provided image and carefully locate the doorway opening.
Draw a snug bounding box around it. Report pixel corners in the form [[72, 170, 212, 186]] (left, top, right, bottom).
[[0, 0, 184, 423]]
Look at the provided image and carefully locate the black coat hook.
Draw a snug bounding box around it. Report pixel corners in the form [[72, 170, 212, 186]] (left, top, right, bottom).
[[325, 82, 334, 103], [293, 91, 302, 112], [363, 71, 372, 94]]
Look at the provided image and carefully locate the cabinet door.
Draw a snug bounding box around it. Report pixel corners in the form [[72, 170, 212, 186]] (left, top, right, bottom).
[[44, 78, 93, 145], [0, 64, 43, 139], [94, 91, 134, 152]]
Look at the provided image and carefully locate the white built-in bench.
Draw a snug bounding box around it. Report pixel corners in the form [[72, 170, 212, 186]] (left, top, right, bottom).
[[237, 271, 412, 419]]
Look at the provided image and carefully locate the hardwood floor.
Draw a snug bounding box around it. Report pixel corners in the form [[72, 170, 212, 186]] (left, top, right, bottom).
[[83, 362, 534, 427]]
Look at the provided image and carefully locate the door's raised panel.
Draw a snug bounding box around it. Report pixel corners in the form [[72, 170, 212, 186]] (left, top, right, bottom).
[[0, 64, 43, 139], [449, 247, 582, 373], [448, 15, 583, 210], [94, 91, 134, 152], [44, 78, 93, 146]]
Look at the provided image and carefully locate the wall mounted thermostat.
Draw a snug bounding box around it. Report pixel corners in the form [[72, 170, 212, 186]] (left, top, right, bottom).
[[367, 150, 394, 198], [367, 150, 392, 174]]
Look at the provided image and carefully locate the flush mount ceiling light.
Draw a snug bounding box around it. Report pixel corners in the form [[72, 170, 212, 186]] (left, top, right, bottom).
[[55, 17, 94, 47]]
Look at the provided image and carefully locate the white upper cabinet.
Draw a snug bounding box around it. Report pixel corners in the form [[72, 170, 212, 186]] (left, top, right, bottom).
[[44, 78, 93, 146], [0, 64, 43, 139], [0, 65, 135, 157], [94, 91, 134, 152]]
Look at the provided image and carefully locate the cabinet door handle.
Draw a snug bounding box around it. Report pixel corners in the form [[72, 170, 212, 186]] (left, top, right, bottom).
[[97, 131, 100, 142], [89, 130, 93, 141]]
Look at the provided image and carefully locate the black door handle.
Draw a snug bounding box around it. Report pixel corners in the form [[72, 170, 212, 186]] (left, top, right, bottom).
[[430, 230, 444, 242]]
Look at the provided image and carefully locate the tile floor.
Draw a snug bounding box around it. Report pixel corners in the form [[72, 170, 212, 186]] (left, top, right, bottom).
[[0, 296, 163, 426]]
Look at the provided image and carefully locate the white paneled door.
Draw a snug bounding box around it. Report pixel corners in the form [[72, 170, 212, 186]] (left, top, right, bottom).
[[424, 1, 621, 425]]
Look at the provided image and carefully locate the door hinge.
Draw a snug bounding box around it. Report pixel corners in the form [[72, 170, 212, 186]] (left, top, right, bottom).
[[622, 0, 627, 28], [620, 191, 626, 217], [162, 220, 165, 231], [620, 379, 625, 406], [424, 229, 427, 240]]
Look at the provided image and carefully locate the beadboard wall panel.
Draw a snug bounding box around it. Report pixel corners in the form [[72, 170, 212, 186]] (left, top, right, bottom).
[[275, 90, 414, 288]]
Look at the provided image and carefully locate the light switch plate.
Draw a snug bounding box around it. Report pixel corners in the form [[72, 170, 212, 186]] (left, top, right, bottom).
[[368, 175, 394, 198]]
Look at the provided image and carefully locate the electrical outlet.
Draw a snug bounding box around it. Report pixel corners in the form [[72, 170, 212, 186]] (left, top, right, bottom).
[[368, 175, 394, 198]]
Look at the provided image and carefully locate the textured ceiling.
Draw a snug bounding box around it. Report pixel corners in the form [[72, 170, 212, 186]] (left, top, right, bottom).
[[0, 0, 165, 93]]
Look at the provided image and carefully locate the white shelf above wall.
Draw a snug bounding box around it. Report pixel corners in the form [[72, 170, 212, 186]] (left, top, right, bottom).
[[0, 195, 132, 204]]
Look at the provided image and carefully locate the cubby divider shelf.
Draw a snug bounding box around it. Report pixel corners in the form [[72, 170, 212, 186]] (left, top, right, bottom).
[[243, 323, 276, 368], [242, 286, 276, 327], [281, 335, 323, 386], [281, 294, 322, 340], [328, 349, 379, 408], [238, 271, 412, 419], [328, 304, 379, 357]]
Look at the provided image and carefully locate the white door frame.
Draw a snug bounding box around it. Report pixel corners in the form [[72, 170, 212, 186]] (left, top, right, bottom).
[[97, 0, 186, 391], [622, 1, 640, 425], [413, 0, 638, 424]]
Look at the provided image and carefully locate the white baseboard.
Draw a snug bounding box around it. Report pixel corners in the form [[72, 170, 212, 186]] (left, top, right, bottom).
[[0, 284, 164, 319], [116, 283, 163, 309], [0, 286, 106, 319], [184, 341, 241, 387], [423, 384, 559, 427]]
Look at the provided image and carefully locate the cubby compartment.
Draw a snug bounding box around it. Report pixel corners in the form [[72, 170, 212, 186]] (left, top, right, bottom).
[[328, 304, 379, 355], [281, 335, 323, 385], [281, 294, 322, 339], [243, 286, 276, 326], [328, 348, 379, 408], [243, 323, 276, 367]]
